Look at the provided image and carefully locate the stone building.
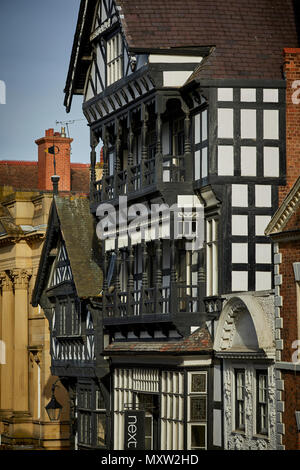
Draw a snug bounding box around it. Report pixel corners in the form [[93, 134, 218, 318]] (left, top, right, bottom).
[[0, 128, 91, 449]]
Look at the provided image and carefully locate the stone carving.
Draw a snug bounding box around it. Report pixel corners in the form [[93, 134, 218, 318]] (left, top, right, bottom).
[[0, 271, 13, 291], [11, 268, 32, 289], [256, 439, 268, 450], [245, 369, 253, 419]]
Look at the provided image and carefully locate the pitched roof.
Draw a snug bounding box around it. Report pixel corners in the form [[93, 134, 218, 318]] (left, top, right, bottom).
[[104, 326, 213, 355], [55, 196, 103, 298], [117, 0, 299, 80], [0, 161, 90, 193], [64, 0, 299, 109], [265, 175, 300, 236], [32, 195, 103, 305]]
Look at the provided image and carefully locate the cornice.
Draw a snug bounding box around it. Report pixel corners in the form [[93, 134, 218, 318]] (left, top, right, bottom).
[[265, 176, 300, 236]]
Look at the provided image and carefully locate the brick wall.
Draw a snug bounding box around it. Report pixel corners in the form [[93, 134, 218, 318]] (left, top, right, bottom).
[[35, 128, 73, 191], [281, 371, 300, 450], [279, 240, 300, 363], [281, 48, 300, 205]]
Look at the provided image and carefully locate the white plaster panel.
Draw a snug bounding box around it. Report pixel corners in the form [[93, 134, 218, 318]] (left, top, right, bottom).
[[232, 271, 248, 291], [263, 89, 278, 102], [263, 110, 279, 140], [255, 185, 272, 207], [255, 215, 272, 236], [213, 365, 222, 402], [218, 145, 234, 175], [213, 409, 222, 447], [149, 54, 203, 63], [218, 109, 233, 138], [255, 271, 272, 291], [194, 150, 200, 180], [232, 184, 248, 207], [241, 109, 256, 139], [202, 147, 208, 178], [218, 88, 233, 101], [194, 113, 200, 144], [232, 243, 248, 263], [240, 88, 256, 102], [256, 243, 272, 264], [264, 147, 279, 177], [202, 109, 208, 141], [163, 70, 193, 87], [241, 146, 256, 176], [232, 215, 248, 236]]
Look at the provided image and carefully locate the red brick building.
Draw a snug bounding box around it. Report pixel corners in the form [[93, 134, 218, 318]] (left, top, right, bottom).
[[0, 128, 90, 194], [266, 49, 300, 450]]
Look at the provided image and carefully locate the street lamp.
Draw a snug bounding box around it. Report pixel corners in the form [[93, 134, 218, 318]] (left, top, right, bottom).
[[45, 379, 63, 422]]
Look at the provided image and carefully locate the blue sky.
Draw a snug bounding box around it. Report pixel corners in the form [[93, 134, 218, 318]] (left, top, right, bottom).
[[0, 0, 91, 163]]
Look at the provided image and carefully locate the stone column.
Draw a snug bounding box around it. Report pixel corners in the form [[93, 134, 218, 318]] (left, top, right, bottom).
[[11, 268, 32, 414], [0, 272, 14, 415]]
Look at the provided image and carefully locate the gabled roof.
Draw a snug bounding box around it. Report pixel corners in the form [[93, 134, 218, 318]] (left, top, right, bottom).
[[32, 195, 103, 306], [64, 0, 299, 110], [265, 176, 300, 236], [104, 326, 213, 355]]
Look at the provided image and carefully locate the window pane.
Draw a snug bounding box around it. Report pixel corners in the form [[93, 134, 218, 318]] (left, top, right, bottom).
[[190, 397, 206, 421], [191, 425, 205, 448], [191, 374, 206, 393], [97, 414, 106, 446]]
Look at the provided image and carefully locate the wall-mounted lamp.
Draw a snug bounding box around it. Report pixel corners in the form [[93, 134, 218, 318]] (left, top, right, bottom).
[[45, 379, 63, 422]]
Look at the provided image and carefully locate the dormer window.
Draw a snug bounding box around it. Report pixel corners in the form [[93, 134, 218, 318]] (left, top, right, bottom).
[[107, 33, 123, 86]]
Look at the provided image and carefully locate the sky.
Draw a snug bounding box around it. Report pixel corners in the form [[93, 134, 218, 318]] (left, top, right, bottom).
[[0, 0, 91, 163]]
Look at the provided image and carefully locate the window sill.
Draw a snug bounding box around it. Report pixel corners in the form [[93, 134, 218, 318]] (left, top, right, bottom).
[[253, 433, 269, 441]]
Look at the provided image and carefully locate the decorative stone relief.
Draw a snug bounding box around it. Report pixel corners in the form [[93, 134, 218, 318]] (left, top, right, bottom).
[[0, 271, 13, 291], [256, 439, 268, 450], [11, 268, 32, 289]]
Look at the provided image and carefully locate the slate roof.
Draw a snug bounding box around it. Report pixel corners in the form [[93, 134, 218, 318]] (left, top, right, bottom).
[[104, 326, 213, 355], [64, 0, 299, 109], [32, 195, 103, 305], [0, 161, 90, 193], [54, 196, 103, 298], [118, 0, 299, 80]]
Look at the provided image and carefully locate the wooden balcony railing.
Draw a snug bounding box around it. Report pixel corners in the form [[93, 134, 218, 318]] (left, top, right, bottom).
[[93, 153, 190, 203], [103, 282, 200, 320]]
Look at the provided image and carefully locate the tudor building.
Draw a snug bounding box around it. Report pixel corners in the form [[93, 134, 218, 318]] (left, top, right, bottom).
[[34, 0, 300, 450]]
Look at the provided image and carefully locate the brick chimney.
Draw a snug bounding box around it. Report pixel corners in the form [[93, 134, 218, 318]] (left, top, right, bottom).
[[35, 128, 73, 191], [280, 48, 300, 205]]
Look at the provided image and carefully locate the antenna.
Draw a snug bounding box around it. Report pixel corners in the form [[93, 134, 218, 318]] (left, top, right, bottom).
[[55, 119, 85, 138]]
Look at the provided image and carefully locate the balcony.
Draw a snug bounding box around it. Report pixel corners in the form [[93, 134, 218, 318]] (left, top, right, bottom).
[[92, 154, 190, 205], [102, 282, 200, 325]]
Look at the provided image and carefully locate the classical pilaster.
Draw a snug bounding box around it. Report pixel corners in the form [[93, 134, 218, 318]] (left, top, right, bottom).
[[0, 272, 14, 415], [11, 268, 32, 414]]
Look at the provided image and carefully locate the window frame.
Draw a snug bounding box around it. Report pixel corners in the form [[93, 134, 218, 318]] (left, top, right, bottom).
[[106, 32, 123, 87], [187, 371, 208, 450], [235, 369, 246, 432], [206, 217, 219, 296], [256, 370, 268, 436]]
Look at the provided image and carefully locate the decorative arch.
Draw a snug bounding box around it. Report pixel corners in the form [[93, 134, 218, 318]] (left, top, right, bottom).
[[214, 295, 274, 357]]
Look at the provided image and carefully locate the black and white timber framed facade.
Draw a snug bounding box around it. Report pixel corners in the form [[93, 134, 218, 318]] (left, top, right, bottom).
[[33, 0, 300, 451]]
